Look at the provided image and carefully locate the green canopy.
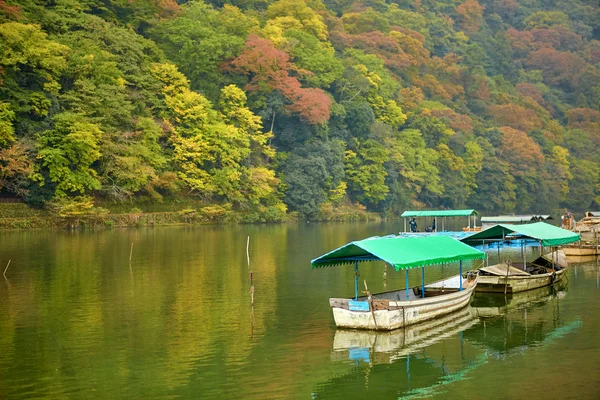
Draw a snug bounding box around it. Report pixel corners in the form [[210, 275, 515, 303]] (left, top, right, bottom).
[[461, 222, 580, 247], [401, 209, 478, 218], [311, 235, 485, 271]]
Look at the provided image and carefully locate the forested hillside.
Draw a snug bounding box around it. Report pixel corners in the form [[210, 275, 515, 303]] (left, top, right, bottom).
[[1, 0, 599, 221]]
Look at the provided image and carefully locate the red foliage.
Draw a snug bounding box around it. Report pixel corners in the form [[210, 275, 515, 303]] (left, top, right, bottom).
[[507, 28, 534, 57], [0, 0, 20, 19], [498, 127, 544, 176], [489, 104, 543, 133], [530, 26, 583, 52], [227, 35, 331, 124], [526, 48, 586, 88], [286, 88, 332, 126]]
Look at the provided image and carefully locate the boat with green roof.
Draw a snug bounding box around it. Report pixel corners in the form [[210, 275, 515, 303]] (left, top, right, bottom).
[[311, 235, 486, 331], [461, 222, 579, 293]]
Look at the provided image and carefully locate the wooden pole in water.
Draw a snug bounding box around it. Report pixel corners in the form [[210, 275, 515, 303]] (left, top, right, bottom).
[[129, 243, 134, 263], [3, 260, 11, 277], [504, 259, 511, 295], [247, 236, 254, 305], [246, 236, 250, 267]]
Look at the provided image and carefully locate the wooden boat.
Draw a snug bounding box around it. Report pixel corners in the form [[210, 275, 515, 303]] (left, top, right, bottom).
[[475, 252, 567, 294], [562, 244, 599, 256], [329, 274, 478, 330], [460, 222, 579, 294], [312, 235, 486, 331]]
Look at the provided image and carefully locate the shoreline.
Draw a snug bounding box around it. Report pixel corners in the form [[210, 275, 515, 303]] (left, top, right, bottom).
[[0, 203, 382, 230]]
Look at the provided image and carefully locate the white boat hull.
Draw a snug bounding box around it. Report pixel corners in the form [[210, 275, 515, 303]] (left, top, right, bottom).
[[329, 278, 477, 331]]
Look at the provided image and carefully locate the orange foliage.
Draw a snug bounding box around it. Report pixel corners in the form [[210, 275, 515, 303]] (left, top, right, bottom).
[[516, 83, 554, 114], [336, 29, 430, 73], [428, 109, 473, 134], [456, 0, 485, 33], [566, 108, 600, 131], [468, 75, 490, 101], [398, 87, 424, 111], [498, 127, 544, 176], [154, 0, 180, 18], [489, 104, 543, 133], [516, 83, 544, 105], [228, 35, 331, 124], [0, 143, 33, 196]]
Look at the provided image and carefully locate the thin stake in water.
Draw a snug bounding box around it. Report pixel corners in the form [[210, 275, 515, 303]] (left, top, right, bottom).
[[3, 259, 11, 277], [129, 242, 134, 263]]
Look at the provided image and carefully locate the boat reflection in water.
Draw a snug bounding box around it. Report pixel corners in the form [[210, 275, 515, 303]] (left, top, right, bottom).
[[314, 307, 487, 400], [313, 282, 582, 399], [466, 281, 582, 361], [331, 306, 479, 364], [470, 281, 568, 319]]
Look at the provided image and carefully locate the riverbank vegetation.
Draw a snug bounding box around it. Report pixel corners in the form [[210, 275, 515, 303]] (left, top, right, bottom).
[[1, 0, 599, 227]]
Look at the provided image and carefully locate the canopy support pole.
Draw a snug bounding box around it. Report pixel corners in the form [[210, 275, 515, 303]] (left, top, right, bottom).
[[354, 261, 359, 300], [459, 261, 463, 291], [406, 269, 409, 300], [522, 240, 526, 271], [497, 245, 501, 265], [483, 240, 488, 267], [421, 267, 425, 298], [404, 218, 406, 233]]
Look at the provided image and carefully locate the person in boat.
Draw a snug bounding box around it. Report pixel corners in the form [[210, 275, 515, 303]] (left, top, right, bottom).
[[425, 219, 436, 232], [409, 218, 418, 232]]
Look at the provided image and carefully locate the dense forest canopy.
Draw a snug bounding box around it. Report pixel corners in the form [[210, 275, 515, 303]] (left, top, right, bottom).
[[0, 0, 599, 220]]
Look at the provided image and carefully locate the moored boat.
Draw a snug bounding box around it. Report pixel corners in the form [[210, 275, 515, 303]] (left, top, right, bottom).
[[461, 222, 579, 294], [312, 235, 486, 331], [475, 253, 566, 294], [562, 244, 600, 256]]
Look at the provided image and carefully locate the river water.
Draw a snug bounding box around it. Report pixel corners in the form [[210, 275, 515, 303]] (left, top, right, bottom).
[[0, 222, 598, 399]]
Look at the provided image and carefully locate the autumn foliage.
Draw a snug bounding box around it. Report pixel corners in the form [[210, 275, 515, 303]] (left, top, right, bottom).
[[228, 35, 331, 124]]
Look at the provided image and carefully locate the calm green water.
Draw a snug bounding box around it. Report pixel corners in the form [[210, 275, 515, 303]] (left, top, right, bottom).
[[0, 223, 599, 399]]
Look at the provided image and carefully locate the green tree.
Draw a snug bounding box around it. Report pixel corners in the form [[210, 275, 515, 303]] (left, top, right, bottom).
[[33, 112, 103, 197]]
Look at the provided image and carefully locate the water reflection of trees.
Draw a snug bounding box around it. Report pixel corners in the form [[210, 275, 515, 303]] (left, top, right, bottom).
[[0, 226, 285, 397]]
